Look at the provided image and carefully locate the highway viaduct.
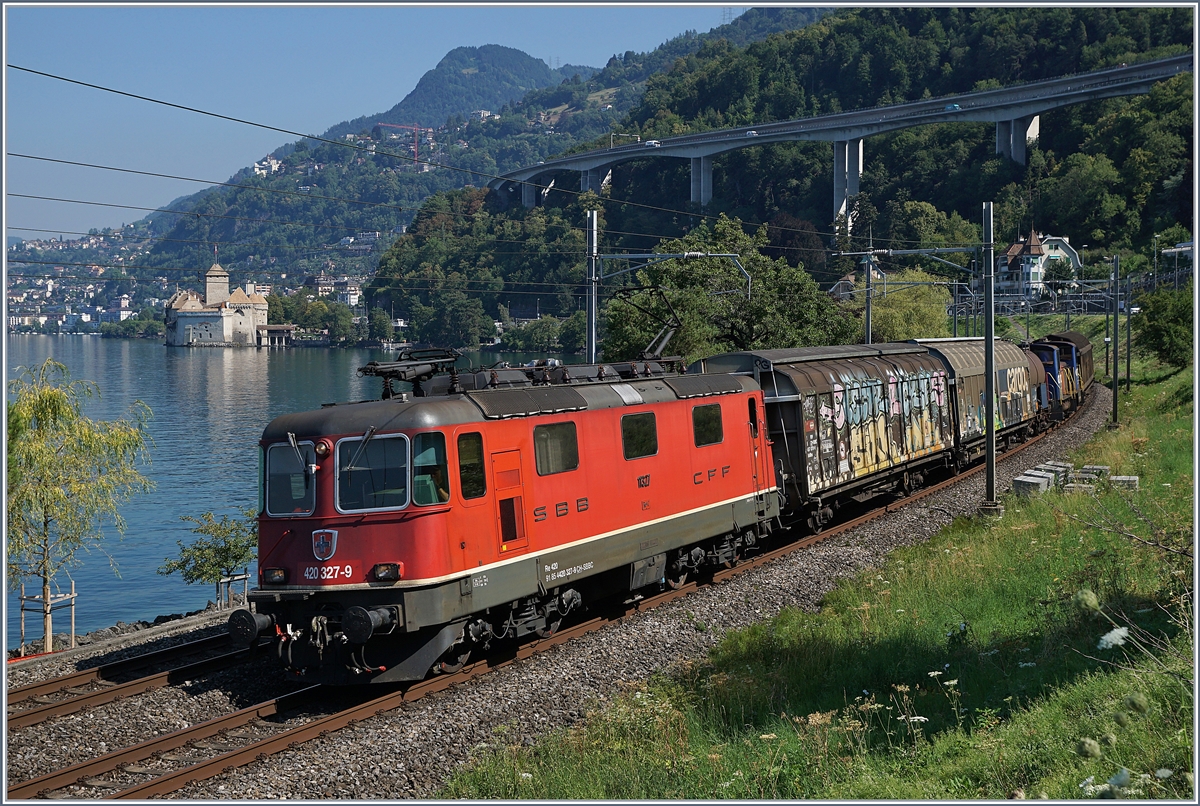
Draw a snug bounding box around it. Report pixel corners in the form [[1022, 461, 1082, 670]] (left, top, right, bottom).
[[487, 54, 1191, 229]]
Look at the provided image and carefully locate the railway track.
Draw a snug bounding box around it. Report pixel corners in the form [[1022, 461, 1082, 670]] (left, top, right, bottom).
[[6, 635, 259, 731], [7, 407, 1083, 800]]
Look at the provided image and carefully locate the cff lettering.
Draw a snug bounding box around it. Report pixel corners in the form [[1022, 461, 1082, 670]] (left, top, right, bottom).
[[693, 465, 732, 484]]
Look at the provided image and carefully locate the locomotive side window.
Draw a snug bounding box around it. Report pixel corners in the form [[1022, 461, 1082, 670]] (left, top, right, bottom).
[[748, 397, 759, 438], [266, 441, 316, 516], [457, 432, 486, 499], [335, 433, 409, 512], [534, 422, 579, 476], [621, 412, 658, 460], [692, 404, 723, 447], [412, 432, 450, 505]]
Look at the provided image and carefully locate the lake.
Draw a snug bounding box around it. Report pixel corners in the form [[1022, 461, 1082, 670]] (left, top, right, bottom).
[[4, 335, 572, 650]]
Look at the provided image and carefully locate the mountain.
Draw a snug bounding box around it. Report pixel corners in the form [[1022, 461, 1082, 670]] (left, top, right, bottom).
[[123, 10, 836, 274], [310, 45, 597, 144]]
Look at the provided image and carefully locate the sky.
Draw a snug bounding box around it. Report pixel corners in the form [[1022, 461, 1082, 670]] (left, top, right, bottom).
[[4, 3, 741, 242]]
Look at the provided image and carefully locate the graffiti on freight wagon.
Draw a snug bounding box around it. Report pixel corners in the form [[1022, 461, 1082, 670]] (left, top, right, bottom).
[[803, 366, 951, 494], [962, 364, 1033, 441]]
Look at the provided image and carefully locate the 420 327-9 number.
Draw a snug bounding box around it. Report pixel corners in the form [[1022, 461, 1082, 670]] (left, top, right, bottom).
[[304, 564, 353, 581]]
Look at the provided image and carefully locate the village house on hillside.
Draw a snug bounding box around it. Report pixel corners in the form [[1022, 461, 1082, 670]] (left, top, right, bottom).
[[163, 262, 270, 346], [997, 231, 1082, 298]]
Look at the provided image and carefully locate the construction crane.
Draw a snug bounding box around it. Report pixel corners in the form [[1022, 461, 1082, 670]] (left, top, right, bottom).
[[372, 123, 432, 166]]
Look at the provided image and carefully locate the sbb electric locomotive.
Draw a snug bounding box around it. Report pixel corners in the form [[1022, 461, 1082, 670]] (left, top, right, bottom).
[[229, 333, 1092, 684]]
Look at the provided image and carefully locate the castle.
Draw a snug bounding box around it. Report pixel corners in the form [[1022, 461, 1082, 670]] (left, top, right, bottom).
[[164, 262, 269, 347]]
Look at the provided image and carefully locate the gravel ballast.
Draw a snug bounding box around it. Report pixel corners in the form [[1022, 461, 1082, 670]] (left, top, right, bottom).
[[6, 388, 1112, 798]]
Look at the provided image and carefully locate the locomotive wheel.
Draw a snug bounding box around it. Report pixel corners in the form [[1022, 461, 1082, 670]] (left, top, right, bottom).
[[807, 513, 823, 534]]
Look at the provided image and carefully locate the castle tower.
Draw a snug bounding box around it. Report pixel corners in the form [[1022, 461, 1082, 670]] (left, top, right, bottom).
[[204, 262, 230, 306]]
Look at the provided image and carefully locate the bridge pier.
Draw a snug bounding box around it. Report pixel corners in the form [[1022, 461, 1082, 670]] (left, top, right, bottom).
[[996, 115, 1039, 165], [580, 167, 611, 194], [690, 156, 713, 206], [521, 179, 538, 208], [832, 138, 863, 231]]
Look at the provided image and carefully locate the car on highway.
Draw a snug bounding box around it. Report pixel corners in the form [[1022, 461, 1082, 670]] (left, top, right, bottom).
[[645, 140, 662, 147], [745, 130, 758, 137], [944, 103, 962, 111]]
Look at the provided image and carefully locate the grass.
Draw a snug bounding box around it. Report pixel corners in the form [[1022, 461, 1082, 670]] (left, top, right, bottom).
[[441, 359, 1194, 799]]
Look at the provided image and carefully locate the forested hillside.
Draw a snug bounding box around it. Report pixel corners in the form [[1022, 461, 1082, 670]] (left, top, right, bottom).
[[591, 6, 1192, 275], [365, 5, 1191, 355]]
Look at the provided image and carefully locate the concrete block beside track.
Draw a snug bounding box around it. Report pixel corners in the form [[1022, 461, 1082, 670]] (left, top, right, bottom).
[[1013, 475, 1051, 496], [1110, 475, 1139, 490]]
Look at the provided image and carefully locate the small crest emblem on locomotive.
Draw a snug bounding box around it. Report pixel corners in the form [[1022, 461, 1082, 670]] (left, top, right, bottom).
[[312, 529, 338, 561]]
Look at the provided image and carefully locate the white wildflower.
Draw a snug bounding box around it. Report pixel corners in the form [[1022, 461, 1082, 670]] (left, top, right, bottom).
[[1019, 661, 1036, 668], [1155, 769, 1173, 779], [928, 670, 942, 677], [1097, 626, 1129, 650], [1108, 768, 1131, 789], [896, 609, 905, 613], [909, 715, 929, 723], [519, 772, 533, 781], [945, 679, 958, 686], [1079, 776, 1094, 789]]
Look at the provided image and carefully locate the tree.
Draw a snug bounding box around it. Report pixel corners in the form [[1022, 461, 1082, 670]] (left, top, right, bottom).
[[6, 359, 153, 652], [411, 290, 493, 348], [1134, 282, 1193, 368], [524, 316, 562, 352], [604, 215, 858, 363], [158, 508, 258, 608], [559, 310, 588, 353], [855, 268, 952, 342], [369, 307, 394, 341]]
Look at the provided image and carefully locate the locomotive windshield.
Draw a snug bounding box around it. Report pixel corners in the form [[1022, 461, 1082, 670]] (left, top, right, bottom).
[[265, 441, 316, 516], [335, 433, 410, 512]]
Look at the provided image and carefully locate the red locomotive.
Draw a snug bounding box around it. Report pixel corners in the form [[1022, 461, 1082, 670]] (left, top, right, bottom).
[[229, 350, 779, 684], [230, 335, 1088, 684]]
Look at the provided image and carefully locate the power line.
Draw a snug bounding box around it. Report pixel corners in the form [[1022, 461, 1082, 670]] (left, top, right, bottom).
[[6, 62, 859, 243], [9, 152, 423, 217], [6, 224, 589, 258], [7, 258, 594, 289], [8, 66, 969, 269], [7, 192, 377, 234]]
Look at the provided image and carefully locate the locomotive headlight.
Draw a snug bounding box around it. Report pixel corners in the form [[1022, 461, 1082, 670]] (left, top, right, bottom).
[[314, 441, 330, 457], [372, 562, 402, 581], [263, 567, 288, 584]]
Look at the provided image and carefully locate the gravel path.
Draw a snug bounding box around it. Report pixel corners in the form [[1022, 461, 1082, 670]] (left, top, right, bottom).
[[6, 388, 1111, 799]]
